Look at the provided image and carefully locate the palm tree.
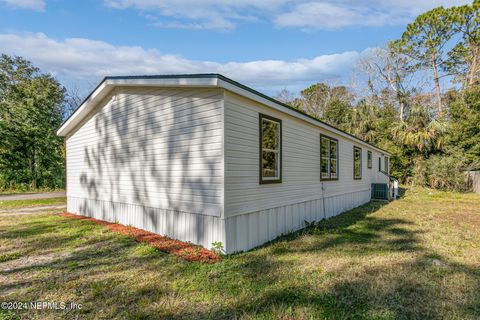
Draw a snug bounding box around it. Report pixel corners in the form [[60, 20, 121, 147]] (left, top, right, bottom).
[[350, 102, 378, 143], [391, 102, 445, 154]]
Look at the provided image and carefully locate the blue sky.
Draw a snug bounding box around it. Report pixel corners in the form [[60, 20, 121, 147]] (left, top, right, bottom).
[[0, 0, 470, 96]]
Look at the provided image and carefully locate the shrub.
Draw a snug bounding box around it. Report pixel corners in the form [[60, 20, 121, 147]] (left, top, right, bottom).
[[413, 149, 478, 191]]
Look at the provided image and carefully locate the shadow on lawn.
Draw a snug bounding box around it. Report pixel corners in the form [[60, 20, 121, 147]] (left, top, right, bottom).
[[265, 200, 422, 255], [0, 215, 178, 318], [397, 186, 408, 198], [172, 199, 480, 320], [1, 197, 479, 319], [197, 256, 480, 320]]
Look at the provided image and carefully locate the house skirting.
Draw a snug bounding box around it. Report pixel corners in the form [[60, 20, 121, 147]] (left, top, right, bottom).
[[223, 189, 371, 253], [67, 188, 371, 254], [67, 197, 225, 250]]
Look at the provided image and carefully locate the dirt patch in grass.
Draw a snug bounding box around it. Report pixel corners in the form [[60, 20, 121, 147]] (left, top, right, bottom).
[[436, 209, 480, 227], [59, 213, 221, 263]]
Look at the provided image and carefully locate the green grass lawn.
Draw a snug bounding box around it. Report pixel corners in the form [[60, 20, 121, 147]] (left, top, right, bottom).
[[0, 188, 479, 319]]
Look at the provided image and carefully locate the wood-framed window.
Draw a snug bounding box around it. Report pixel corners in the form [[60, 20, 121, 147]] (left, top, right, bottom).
[[320, 134, 339, 181], [353, 146, 362, 180], [367, 150, 372, 169], [259, 114, 282, 184], [384, 156, 389, 174]]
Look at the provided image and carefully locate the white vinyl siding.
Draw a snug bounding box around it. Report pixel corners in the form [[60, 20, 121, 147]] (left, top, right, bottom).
[[224, 91, 385, 218], [66, 87, 225, 217]]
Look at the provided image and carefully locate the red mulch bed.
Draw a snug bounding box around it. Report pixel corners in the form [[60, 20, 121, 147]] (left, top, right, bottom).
[[59, 213, 221, 263]]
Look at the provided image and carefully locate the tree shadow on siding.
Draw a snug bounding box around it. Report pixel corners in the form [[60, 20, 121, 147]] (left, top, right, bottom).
[[76, 87, 223, 245]]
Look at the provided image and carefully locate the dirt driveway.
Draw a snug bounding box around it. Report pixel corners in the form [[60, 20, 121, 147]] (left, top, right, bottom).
[[0, 191, 65, 200]]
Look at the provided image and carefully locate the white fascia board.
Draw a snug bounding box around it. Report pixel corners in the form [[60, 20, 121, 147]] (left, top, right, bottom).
[[57, 81, 112, 137], [217, 79, 390, 155], [106, 77, 219, 87]]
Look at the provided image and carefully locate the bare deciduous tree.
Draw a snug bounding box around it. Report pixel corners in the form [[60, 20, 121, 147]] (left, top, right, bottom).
[[297, 82, 354, 119], [63, 84, 84, 119], [274, 88, 296, 105], [357, 42, 428, 121]]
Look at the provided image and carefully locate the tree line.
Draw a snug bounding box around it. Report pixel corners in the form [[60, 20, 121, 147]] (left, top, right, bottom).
[[276, 1, 480, 191], [0, 2, 479, 192], [0, 55, 65, 191], [0, 50, 84, 191]]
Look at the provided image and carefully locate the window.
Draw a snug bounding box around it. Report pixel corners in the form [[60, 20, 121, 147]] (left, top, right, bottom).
[[320, 134, 338, 180], [378, 156, 382, 172], [367, 151, 372, 169], [353, 146, 362, 179], [384, 156, 389, 174], [259, 114, 282, 184]]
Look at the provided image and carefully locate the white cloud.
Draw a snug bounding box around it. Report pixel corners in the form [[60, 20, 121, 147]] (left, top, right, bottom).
[[274, 2, 392, 30], [1, 0, 45, 11], [275, 0, 471, 30], [104, 0, 284, 31], [103, 0, 472, 31], [0, 32, 362, 93]]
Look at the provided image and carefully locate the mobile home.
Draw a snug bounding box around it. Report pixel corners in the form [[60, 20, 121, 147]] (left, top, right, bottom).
[[57, 74, 390, 253]]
